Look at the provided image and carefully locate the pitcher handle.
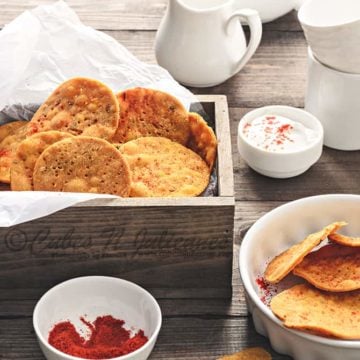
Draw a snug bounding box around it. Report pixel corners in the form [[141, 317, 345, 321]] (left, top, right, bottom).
[[227, 9, 262, 75]]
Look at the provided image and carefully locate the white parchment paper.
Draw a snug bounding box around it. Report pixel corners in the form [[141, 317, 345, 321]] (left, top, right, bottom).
[[0, 1, 200, 227]]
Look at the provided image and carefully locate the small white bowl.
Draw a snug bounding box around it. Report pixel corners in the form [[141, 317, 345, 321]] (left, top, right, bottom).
[[237, 106, 323, 178], [239, 194, 360, 360], [33, 276, 162, 360]]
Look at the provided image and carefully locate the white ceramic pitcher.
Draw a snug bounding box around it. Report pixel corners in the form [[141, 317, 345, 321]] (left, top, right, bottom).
[[155, 0, 262, 87]]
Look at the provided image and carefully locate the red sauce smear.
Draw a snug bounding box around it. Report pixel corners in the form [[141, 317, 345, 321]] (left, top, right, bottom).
[[48, 315, 148, 359]]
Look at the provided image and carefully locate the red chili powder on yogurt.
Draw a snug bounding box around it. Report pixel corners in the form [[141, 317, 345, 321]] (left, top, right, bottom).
[[242, 114, 318, 152]]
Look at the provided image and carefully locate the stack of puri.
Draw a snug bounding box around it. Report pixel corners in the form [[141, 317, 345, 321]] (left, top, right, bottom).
[[0, 78, 217, 197]]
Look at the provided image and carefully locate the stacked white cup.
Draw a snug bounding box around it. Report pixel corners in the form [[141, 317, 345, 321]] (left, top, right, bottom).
[[298, 0, 360, 150]]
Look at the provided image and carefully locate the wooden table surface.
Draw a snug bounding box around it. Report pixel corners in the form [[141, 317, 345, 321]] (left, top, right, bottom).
[[0, 1, 359, 359]]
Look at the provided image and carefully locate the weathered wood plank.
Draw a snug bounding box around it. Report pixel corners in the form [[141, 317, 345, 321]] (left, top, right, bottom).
[[101, 30, 307, 108], [0, 0, 166, 30], [229, 109, 360, 201], [0, 203, 234, 299], [0, 200, 283, 319], [0, 317, 292, 360], [0, 1, 301, 32]]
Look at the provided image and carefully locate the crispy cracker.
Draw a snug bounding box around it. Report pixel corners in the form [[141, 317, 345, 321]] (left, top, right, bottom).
[[11, 131, 73, 191], [218, 347, 272, 360], [119, 136, 210, 197], [293, 244, 360, 292], [33, 136, 130, 196], [187, 112, 217, 170], [0, 124, 28, 183], [0, 121, 27, 142], [329, 233, 360, 247], [112, 88, 190, 145], [270, 284, 360, 339], [28, 78, 119, 139], [264, 222, 347, 284]]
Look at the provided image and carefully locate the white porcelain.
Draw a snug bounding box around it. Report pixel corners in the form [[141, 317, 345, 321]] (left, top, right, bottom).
[[237, 105, 323, 178], [33, 276, 162, 360], [239, 194, 360, 360], [155, 0, 262, 87], [298, 0, 360, 74], [306, 48, 360, 151], [234, 0, 305, 23]]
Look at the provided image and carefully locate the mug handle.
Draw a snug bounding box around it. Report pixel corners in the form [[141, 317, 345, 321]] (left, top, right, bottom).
[[226, 9, 262, 75]]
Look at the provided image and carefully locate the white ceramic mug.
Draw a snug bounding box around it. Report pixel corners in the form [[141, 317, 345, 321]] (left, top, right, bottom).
[[305, 48, 360, 151], [155, 0, 262, 87], [298, 0, 360, 74]]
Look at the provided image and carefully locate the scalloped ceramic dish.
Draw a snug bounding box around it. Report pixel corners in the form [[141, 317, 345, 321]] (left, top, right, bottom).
[[239, 194, 360, 360]]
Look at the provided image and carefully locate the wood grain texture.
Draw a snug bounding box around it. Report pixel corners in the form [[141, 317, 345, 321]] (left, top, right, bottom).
[[213, 95, 234, 197], [103, 29, 307, 108], [0, 1, 301, 31], [0, 203, 234, 299]]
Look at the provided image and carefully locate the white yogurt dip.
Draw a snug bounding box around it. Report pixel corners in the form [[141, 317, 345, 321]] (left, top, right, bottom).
[[242, 114, 319, 152]]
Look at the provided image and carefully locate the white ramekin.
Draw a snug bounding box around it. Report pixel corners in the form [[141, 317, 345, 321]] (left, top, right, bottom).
[[237, 106, 324, 178]]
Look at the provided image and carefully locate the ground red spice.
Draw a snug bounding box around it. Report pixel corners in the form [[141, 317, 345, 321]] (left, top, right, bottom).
[[277, 124, 292, 134], [255, 276, 266, 290], [256, 276, 271, 304], [28, 123, 39, 135], [0, 149, 9, 157], [48, 315, 148, 359]]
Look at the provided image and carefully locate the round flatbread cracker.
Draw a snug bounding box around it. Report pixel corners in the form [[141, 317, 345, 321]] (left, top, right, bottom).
[[218, 347, 272, 360], [264, 221, 347, 284], [187, 112, 217, 170], [329, 233, 360, 247], [293, 244, 360, 292], [11, 131, 73, 191], [0, 121, 27, 142], [119, 136, 210, 197], [112, 87, 190, 145], [0, 124, 28, 183], [271, 284, 360, 339], [28, 78, 119, 140], [33, 136, 131, 196]]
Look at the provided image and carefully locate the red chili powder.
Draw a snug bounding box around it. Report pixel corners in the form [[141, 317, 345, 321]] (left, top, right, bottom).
[[28, 123, 39, 135], [277, 124, 292, 134], [0, 149, 9, 157], [256, 276, 271, 305], [48, 315, 148, 359]]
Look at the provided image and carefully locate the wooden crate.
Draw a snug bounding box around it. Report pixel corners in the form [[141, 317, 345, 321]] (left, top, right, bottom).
[[0, 95, 235, 300]]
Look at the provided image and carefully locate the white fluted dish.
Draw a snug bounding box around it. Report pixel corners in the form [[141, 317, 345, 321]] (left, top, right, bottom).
[[239, 194, 360, 360]]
